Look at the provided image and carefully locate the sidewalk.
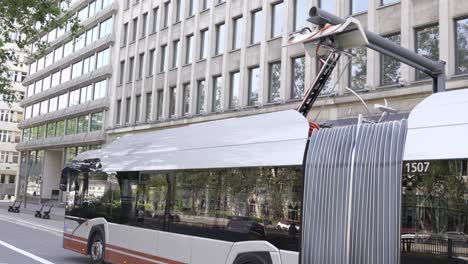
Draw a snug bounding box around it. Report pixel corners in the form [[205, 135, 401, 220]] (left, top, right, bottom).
[[0, 201, 64, 234]]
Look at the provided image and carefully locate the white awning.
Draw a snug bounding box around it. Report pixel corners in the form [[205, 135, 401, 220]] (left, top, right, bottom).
[[404, 88, 468, 161], [74, 110, 309, 172]]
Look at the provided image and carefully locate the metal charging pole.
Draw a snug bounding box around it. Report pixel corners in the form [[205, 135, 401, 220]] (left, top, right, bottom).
[[307, 6, 446, 93]]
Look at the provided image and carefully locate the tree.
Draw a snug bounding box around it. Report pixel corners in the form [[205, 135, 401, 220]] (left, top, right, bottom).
[[0, 0, 78, 102]]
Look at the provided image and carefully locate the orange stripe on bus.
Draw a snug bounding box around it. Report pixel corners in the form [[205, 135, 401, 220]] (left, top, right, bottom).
[[64, 233, 88, 242], [63, 233, 185, 264], [63, 237, 87, 255], [106, 244, 186, 264], [106, 250, 159, 264]]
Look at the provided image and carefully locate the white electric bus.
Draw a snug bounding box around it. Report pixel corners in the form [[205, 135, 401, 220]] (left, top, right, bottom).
[[61, 88, 468, 264]]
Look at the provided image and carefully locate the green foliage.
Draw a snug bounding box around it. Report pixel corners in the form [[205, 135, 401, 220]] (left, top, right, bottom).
[[0, 0, 79, 102]]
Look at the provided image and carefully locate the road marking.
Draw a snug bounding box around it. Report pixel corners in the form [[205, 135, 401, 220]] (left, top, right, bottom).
[[0, 214, 62, 236], [0, 239, 55, 264]]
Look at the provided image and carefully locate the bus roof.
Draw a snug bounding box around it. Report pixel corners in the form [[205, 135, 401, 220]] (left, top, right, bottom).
[[404, 88, 468, 161], [73, 110, 309, 172]]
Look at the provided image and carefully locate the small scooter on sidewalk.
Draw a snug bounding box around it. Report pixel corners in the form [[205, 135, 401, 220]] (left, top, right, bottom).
[[7, 200, 22, 213]]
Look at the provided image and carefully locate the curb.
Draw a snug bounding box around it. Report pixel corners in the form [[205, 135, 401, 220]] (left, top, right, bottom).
[[0, 214, 63, 235]]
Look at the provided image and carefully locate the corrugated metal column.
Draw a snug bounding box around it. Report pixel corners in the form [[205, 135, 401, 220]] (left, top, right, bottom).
[[301, 120, 407, 264]]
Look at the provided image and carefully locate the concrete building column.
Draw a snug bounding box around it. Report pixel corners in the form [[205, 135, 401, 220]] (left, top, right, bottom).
[[42, 150, 62, 201], [400, 0, 414, 84], [439, 0, 454, 76], [367, 0, 379, 90]]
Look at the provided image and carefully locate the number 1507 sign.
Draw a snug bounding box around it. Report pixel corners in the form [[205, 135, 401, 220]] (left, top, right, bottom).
[[405, 162, 430, 173]]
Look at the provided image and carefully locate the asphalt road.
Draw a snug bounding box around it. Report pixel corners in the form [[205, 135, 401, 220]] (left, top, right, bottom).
[[0, 217, 89, 264]]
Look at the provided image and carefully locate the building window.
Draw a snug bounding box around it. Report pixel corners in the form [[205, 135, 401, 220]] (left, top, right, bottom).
[[185, 35, 193, 64], [141, 13, 148, 38], [49, 96, 58, 112], [125, 97, 131, 123], [90, 112, 103, 131], [172, 39, 180, 68], [56, 120, 65, 137], [75, 33, 85, 51], [54, 46, 63, 62], [212, 76, 222, 112], [128, 56, 135, 82], [99, 17, 113, 39], [96, 48, 109, 68], [232, 16, 243, 50], [72, 60, 83, 79], [169, 87, 177, 117], [61, 66, 71, 83], [351, 0, 367, 14], [69, 89, 80, 106], [202, 0, 208, 10], [66, 118, 77, 135], [119, 60, 125, 85], [80, 85, 93, 103], [415, 24, 439, 80], [145, 92, 152, 121], [40, 100, 48, 115], [83, 54, 96, 75], [94, 79, 107, 99], [269, 62, 281, 103], [200, 28, 208, 59], [229, 71, 240, 109], [135, 95, 141, 122], [182, 83, 191, 115], [163, 1, 170, 28], [46, 122, 56, 138], [456, 18, 468, 74], [64, 40, 73, 57], [248, 66, 260, 106], [77, 115, 89, 133], [160, 44, 167, 72], [380, 34, 401, 86], [380, 0, 398, 6], [148, 49, 155, 76], [291, 56, 305, 99], [122, 23, 128, 46], [137, 53, 144, 80], [116, 100, 121, 125], [174, 0, 182, 23], [251, 9, 263, 44], [349, 47, 367, 89], [196, 80, 205, 114], [157, 89, 164, 120], [132, 17, 138, 42], [188, 0, 196, 16], [58, 93, 68, 110], [151, 7, 159, 33], [215, 23, 225, 55], [294, 0, 307, 32], [271, 2, 284, 38]]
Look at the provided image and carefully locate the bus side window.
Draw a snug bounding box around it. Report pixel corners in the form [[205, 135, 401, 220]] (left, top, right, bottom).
[[134, 173, 170, 230], [116, 172, 139, 225]]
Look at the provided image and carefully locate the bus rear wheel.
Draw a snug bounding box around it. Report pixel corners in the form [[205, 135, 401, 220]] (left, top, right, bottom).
[[89, 233, 105, 264]]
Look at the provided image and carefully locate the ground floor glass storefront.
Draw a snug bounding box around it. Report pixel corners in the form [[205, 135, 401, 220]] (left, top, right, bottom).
[[17, 145, 100, 203], [401, 159, 468, 263]]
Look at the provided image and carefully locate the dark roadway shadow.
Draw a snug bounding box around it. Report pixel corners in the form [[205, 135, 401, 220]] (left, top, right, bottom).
[[402, 253, 468, 264]]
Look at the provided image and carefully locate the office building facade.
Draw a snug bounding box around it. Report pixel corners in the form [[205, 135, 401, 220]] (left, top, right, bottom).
[[0, 38, 26, 200], [17, 0, 468, 202]]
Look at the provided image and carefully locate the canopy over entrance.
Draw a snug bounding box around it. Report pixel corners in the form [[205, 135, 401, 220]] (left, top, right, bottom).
[[404, 88, 468, 161], [72, 110, 309, 172]]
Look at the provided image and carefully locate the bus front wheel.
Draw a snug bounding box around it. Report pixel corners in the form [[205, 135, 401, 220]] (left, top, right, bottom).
[[89, 233, 105, 264], [233, 252, 272, 264]]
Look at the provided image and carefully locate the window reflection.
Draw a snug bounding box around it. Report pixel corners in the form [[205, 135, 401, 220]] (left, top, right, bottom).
[[66, 166, 302, 251], [401, 160, 468, 262]]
